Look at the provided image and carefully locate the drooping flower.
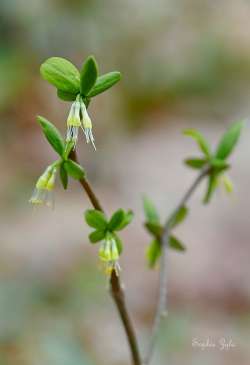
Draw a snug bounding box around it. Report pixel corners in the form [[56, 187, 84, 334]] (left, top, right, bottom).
[[80, 100, 96, 150], [66, 96, 96, 150], [99, 234, 120, 276], [66, 97, 82, 148], [29, 165, 57, 208]]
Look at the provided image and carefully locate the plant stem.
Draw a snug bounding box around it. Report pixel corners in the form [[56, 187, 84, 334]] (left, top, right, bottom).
[[79, 172, 104, 211], [144, 166, 210, 364], [110, 271, 142, 365], [70, 149, 142, 365]]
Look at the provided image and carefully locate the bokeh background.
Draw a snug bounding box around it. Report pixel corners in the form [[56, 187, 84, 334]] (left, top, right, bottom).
[[0, 1, 250, 364]]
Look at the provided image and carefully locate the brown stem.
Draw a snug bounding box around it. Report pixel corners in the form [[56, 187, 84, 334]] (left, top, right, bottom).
[[110, 271, 142, 365], [79, 173, 103, 211], [69, 149, 142, 365], [70, 150, 103, 211]]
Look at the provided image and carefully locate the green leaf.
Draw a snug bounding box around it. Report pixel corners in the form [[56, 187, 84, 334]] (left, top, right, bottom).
[[63, 141, 74, 160], [169, 235, 186, 251], [145, 222, 163, 239], [57, 89, 78, 101], [64, 160, 85, 180], [59, 163, 68, 189], [210, 158, 230, 173], [37, 116, 65, 156], [203, 174, 218, 204], [88, 71, 121, 97], [108, 209, 125, 231], [143, 196, 160, 223], [112, 233, 123, 254], [185, 158, 207, 169], [84, 209, 108, 230], [184, 129, 211, 158], [221, 175, 234, 194], [80, 56, 98, 96], [89, 230, 106, 243], [169, 206, 188, 229], [215, 121, 244, 160], [116, 210, 134, 230], [146, 239, 161, 268], [40, 57, 80, 94]]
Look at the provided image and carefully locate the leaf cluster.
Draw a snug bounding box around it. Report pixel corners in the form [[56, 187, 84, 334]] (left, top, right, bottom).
[[143, 197, 188, 268], [184, 121, 244, 203], [84, 209, 134, 252], [40, 56, 121, 102]]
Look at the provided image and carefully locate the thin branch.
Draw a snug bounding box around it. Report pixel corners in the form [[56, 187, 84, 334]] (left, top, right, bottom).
[[70, 149, 142, 365], [144, 166, 210, 364], [110, 271, 142, 365]]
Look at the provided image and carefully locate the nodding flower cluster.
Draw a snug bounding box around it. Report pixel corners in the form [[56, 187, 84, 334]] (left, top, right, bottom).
[[66, 95, 96, 150], [30, 94, 96, 208], [29, 165, 58, 208], [99, 233, 121, 276]]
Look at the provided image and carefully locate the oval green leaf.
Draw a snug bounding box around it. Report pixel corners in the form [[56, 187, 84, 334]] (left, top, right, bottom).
[[146, 239, 161, 268], [145, 222, 163, 239], [215, 121, 244, 160], [59, 163, 68, 190], [108, 209, 126, 231], [169, 206, 188, 229], [89, 230, 106, 243], [116, 210, 134, 230], [40, 57, 80, 94], [80, 56, 98, 96], [88, 71, 121, 97], [203, 174, 218, 204], [185, 158, 206, 169], [57, 89, 78, 101], [143, 196, 160, 223], [64, 160, 85, 180], [84, 209, 108, 230], [184, 129, 211, 158], [37, 116, 65, 156], [169, 235, 186, 251]]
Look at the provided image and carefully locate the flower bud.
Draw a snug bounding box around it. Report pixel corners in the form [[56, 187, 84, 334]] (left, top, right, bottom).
[[36, 166, 53, 189], [66, 98, 81, 147], [99, 234, 121, 276], [29, 165, 57, 208]]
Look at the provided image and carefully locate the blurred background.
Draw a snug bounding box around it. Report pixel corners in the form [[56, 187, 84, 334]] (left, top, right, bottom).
[[0, 0, 250, 364]]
